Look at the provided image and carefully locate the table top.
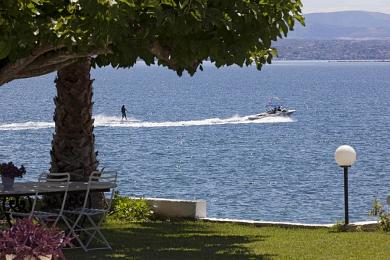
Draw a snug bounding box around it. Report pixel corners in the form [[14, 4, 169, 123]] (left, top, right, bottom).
[[0, 181, 115, 196]]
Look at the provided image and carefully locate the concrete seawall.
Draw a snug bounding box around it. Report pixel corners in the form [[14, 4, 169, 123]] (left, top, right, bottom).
[[133, 197, 207, 219]]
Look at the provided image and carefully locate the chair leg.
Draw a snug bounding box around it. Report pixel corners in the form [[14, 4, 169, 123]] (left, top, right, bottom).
[[61, 212, 111, 251], [61, 214, 88, 252], [84, 215, 111, 250]]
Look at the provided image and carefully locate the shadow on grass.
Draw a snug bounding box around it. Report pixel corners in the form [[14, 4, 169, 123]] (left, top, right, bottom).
[[64, 222, 275, 259]]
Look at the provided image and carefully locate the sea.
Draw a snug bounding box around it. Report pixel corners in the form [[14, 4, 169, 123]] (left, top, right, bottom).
[[1, 60, 389, 224]]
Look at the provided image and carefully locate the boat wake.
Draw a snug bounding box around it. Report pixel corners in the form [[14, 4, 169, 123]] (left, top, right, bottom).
[[0, 114, 295, 131]]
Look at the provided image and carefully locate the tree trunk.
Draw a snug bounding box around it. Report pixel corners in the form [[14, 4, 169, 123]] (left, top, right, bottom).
[[51, 58, 98, 181]]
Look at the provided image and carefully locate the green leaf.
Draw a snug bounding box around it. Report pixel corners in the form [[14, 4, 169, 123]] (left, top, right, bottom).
[[279, 21, 288, 37], [266, 53, 273, 64], [117, 0, 135, 8], [161, 0, 177, 7], [270, 48, 278, 57], [0, 41, 11, 60], [179, 0, 189, 9]]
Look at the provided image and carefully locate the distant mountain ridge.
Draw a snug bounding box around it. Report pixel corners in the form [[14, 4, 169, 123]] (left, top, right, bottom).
[[288, 11, 390, 39], [273, 39, 390, 60], [273, 11, 390, 60]]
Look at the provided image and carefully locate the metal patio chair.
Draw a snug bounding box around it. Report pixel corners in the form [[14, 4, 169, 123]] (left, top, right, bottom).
[[63, 170, 117, 251], [11, 172, 71, 228]]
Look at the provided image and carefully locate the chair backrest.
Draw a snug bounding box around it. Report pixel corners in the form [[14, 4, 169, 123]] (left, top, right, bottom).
[[30, 172, 70, 218], [81, 170, 117, 211]]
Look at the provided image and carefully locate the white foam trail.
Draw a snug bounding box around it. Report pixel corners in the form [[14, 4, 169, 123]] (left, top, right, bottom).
[[0, 121, 54, 131], [103, 114, 294, 128], [93, 114, 140, 126], [0, 114, 294, 131]]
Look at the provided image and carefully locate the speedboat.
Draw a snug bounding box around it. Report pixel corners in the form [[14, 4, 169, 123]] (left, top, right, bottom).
[[247, 106, 296, 120]]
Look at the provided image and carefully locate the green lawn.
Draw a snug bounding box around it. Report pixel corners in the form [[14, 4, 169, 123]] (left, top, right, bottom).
[[64, 220, 390, 259]]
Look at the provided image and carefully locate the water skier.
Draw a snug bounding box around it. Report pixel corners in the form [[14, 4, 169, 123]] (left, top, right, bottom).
[[121, 105, 128, 120]]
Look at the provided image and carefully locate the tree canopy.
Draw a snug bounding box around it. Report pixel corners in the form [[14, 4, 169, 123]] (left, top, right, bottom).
[[0, 0, 304, 85]]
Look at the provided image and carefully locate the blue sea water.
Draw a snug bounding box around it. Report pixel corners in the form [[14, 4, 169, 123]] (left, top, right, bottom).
[[1, 61, 389, 224]]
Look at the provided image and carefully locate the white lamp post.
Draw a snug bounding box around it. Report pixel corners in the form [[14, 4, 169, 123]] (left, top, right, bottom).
[[335, 145, 356, 225]]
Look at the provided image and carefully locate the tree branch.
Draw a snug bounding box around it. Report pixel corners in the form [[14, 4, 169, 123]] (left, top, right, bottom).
[[16, 48, 109, 79], [15, 59, 78, 80], [0, 44, 65, 85], [150, 40, 200, 73], [150, 41, 177, 69], [0, 46, 110, 85], [0, 40, 200, 85]]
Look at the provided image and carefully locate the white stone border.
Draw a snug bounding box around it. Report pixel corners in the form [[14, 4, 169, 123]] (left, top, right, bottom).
[[200, 218, 377, 228]]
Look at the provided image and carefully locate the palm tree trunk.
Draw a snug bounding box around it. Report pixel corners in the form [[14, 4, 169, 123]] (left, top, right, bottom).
[[51, 58, 98, 181]]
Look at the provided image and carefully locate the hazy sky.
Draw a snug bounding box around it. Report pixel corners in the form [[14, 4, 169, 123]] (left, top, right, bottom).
[[302, 0, 390, 14]]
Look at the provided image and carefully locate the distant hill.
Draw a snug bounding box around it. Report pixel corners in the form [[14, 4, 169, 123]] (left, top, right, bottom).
[[272, 11, 390, 60], [273, 39, 390, 60], [288, 11, 390, 39]]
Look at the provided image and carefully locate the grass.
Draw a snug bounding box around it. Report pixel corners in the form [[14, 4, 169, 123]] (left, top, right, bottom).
[[64, 220, 390, 259]]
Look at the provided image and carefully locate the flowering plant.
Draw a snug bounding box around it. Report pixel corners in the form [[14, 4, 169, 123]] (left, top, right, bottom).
[[0, 162, 26, 178], [0, 219, 72, 259]]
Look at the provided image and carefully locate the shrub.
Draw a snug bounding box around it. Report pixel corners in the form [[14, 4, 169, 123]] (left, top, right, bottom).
[[109, 193, 153, 222], [330, 220, 347, 232], [369, 197, 390, 232], [0, 219, 71, 259], [369, 197, 384, 216], [355, 225, 363, 232], [377, 212, 390, 232]]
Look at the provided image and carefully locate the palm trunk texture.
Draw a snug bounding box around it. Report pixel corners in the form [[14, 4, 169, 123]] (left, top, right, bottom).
[[51, 58, 98, 181]]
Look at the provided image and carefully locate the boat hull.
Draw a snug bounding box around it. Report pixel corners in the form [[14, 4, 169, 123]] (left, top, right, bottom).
[[247, 110, 295, 121]]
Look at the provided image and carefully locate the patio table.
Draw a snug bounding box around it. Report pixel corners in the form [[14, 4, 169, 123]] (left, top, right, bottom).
[[0, 181, 114, 226]]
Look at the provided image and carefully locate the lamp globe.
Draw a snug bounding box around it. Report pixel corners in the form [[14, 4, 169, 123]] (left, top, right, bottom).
[[335, 145, 357, 167]]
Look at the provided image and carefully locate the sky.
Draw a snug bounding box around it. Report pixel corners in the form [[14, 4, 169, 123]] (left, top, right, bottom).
[[302, 0, 390, 14]]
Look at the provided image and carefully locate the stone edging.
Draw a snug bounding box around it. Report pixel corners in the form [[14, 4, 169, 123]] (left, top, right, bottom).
[[199, 217, 378, 229]]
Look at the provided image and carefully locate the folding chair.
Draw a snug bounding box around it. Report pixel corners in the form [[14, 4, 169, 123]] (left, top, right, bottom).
[[63, 170, 117, 251], [11, 172, 71, 228]]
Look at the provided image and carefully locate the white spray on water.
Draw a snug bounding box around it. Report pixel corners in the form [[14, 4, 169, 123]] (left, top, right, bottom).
[[0, 114, 295, 131]]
